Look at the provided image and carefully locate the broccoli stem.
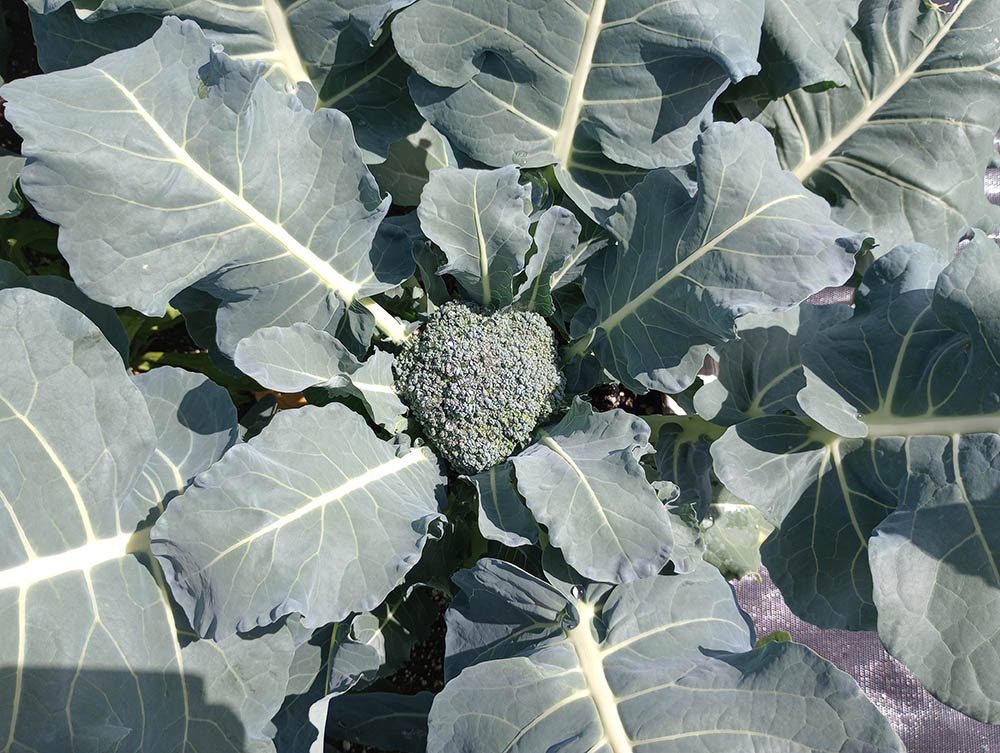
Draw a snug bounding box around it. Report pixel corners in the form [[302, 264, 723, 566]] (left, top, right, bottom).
[[563, 330, 595, 361], [360, 296, 410, 343]]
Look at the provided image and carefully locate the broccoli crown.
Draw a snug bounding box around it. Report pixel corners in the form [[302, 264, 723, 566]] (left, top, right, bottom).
[[394, 301, 565, 474]]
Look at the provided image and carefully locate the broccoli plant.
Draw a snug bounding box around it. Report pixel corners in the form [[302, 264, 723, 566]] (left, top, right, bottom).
[[1, 1, 999, 752]]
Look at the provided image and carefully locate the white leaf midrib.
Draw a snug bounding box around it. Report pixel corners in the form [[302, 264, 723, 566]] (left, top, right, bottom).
[[260, 0, 311, 85], [198, 447, 430, 571], [554, 0, 606, 165], [793, 4, 968, 181], [98, 69, 363, 304], [592, 194, 805, 338], [0, 531, 133, 590], [864, 412, 1000, 438], [565, 602, 633, 753]]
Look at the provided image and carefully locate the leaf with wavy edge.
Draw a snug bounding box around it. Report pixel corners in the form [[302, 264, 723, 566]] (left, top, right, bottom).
[[568, 119, 857, 394], [0, 18, 409, 351], [714, 235, 1000, 676], [417, 165, 532, 307], [758, 0, 1000, 250], [123, 367, 239, 524], [750, 0, 862, 97], [151, 402, 445, 638], [393, 0, 764, 209], [234, 323, 408, 432], [28, 1, 423, 161], [511, 400, 672, 584], [26, 0, 414, 88], [428, 558, 903, 753], [0, 288, 291, 752]]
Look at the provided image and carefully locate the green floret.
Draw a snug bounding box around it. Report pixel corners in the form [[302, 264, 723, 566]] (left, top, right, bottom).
[[394, 301, 565, 474]]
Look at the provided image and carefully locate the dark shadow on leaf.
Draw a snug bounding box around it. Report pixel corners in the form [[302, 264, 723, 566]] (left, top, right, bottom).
[[1, 667, 248, 752]]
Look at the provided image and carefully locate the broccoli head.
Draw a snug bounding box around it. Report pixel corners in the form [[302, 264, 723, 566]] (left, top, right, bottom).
[[394, 301, 565, 474]]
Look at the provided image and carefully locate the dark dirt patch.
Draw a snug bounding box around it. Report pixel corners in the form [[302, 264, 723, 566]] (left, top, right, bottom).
[[589, 382, 676, 414], [1, 2, 42, 153], [327, 593, 448, 753]]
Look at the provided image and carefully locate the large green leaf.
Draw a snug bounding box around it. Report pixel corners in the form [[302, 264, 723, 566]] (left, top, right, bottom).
[[870, 434, 1000, 723], [416, 165, 531, 307], [713, 235, 1000, 720], [0, 288, 292, 752], [392, 0, 764, 209], [428, 558, 903, 752], [1, 18, 410, 350], [757, 0, 1000, 250], [568, 119, 858, 393], [26, 0, 410, 86], [150, 402, 445, 638], [510, 400, 672, 584], [713, 243, 953, 628]]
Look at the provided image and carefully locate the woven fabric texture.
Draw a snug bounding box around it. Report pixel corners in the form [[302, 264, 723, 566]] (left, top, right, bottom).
[[733, 568, 1000, 752]]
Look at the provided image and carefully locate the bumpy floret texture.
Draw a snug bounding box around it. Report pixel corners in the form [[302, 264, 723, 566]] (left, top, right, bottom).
[[394, 301, 565, 474]]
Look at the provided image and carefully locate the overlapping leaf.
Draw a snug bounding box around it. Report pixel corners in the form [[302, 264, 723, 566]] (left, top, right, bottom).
[[234, 323, 408, 432], [746, 0, 862, 98], [713, 243, 952, 627], [25, 0, 423, 159], [271, 587, 436, 752], [370, 122, 458, 206], [757, 0, 1000, 250], [0, 288, 290, 752], [0, 259, 130, 361], [515, 205, 605, 316], [26, 0, 413, 84], [393, 0, 764, 210], [1, 19, 411, 353], [428, 558, 903, 752], [416, 165, 531, 306], [510, 400, 672, 584], [712, 235, 1000, 720], [151, 401, 445, 638], [570, 119, 858, 394], [466, 463, 537, 548]]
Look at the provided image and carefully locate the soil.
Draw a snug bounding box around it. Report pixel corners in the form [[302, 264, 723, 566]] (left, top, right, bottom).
[[327, 596, 448, 753], [589, 382, 674, 414]]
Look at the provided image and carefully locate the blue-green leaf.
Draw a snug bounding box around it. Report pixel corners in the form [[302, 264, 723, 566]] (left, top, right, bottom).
[[1, 18, 409, 350], [151, 403, 445, 637], [0, 288, 289, 752], [428, 558, 903, 753], [511, 400, 672, 584], [571, 120, 858, 393], [758, 0, 1000, 250], [393, 0, 765, 209], [417, 165, 531, 307]]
